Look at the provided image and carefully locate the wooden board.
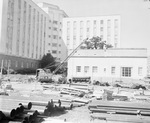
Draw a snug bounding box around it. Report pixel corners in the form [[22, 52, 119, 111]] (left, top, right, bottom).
[[91, 113, 150, 123], [89, 100, 150, 110]]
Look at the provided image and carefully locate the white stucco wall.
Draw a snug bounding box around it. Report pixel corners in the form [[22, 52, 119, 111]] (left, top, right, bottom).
[[67, 49, 147, 82]]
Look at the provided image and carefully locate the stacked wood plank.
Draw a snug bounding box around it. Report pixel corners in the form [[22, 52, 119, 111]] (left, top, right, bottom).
[[88, 100, 150, 122]]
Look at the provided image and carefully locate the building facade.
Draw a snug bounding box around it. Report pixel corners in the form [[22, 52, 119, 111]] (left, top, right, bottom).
[[62, 16, 121, 51], [67, 48, 147, 82], [37, 2, 68, 62], [148, 56, 150, 76], [0, 0, 49, 70]]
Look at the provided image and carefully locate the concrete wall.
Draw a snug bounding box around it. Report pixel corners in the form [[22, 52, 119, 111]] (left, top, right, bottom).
[[38, 2, 68, 62], [0, 0, 49, 60]]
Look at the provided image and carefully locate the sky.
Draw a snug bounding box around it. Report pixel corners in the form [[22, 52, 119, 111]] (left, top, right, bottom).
[[33, 0, 150, 55]]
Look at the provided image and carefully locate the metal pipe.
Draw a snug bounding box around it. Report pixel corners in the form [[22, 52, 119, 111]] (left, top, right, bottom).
[[19, 102, 32, 110], [2, 109, 16, 119]]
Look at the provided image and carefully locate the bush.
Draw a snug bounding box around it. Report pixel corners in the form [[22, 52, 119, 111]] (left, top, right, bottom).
[[16, 68, 36, 75]]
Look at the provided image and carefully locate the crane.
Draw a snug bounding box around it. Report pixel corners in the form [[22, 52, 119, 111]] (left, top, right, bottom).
[[37, 39, 87, 83]]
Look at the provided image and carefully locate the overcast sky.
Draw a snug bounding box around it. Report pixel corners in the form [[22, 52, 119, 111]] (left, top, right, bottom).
[[33, 0, 150, 55]]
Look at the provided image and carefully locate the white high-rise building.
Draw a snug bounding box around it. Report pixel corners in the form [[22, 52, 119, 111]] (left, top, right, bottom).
[[0, 0, 49, 70], [62, 16, 121, 50], [37, 2, 68, 62]]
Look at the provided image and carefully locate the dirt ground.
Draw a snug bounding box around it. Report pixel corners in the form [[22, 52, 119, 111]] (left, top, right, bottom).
[[1, 74, 150, 123]]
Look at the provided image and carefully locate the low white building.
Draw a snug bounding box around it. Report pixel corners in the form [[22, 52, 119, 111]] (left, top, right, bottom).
[[67, 48, 147, 82]]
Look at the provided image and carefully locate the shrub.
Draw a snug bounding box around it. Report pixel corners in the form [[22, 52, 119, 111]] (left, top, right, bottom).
[[16, 68, 36, 75]]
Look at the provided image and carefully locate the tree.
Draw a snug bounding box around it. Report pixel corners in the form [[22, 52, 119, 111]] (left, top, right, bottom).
[[39, 53, 56, 70], [80, 36, 113, 49]]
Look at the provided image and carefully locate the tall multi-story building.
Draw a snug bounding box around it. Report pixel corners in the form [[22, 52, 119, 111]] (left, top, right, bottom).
[[62, 16, 121, 50], [148, 56, 150, 76], [0, 0, 49, 70], [37, 2, 68, 62]]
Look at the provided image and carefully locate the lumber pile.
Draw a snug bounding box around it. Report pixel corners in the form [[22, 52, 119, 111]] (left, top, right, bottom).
[[88, 100, 150, 122]]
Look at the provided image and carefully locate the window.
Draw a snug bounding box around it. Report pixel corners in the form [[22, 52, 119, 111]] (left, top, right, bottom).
[[73, 36, 76, 40], [94, 20, 96, 25], [114, 19, 118, 27], [49, 27, 51, 29], [15, 61, 18, 67], [84, 66, 89, 73], [8, 60, 11, 67], [59, 51, 61, 54], [107, 20, 111, 27], [48, 43, 51, 45], [52, 43, 57, 47], [53, 35, 57, 39], [48, 50, 50, 53], [100, 20, 103, 24], [53, 27, 57, 31], [53, 20, 58, 24], [59, 44, 61, 47], [21, 62, 24, 68], [76, 66, 81, 72], [121, 67, 132, 77], [100, 27, 103, 31], [67, 36, 70, 40], [73, 21, 77, 28], [80, 21, 83, 28], [138, 67, 143, 76], [26, 63, 29, 68], [52, 50, 57, 54], [111, 67, 115, 75], [104, 68, 106, 73], [67, 22, 70, 27], [87, 28, 90, 32], [92, 66, 98, 73], [49, 35, 51, 38], [5, 60, 7, 67], [87, 21, 90, 27]]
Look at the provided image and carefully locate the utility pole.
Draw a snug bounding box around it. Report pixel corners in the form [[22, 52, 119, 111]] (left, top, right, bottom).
[[0, 59, 3, 78], [0, 60, 3, 88]]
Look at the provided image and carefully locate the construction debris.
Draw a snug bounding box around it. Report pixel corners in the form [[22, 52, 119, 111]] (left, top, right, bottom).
[[89, 100, 150, 122]]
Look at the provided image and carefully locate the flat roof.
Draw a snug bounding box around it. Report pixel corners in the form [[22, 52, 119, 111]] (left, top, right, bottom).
[[71, 48, 147, 58]]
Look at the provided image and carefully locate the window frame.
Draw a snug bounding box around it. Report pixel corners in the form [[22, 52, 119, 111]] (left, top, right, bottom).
[[121, 67, 132, 77], [76, 66, 81, 73]]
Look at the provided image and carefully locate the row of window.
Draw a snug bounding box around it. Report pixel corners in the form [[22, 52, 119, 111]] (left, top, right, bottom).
[[47, 50, 61, 54], [76, 66, 143, 77], [15, 1, 47, 59], [48, 35, 61, 39], [67, 19, 119, 29], [1, 59, 37, 69]]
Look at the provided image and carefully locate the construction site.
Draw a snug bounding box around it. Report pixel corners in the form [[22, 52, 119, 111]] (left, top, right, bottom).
[[0, 73, 150, 123]]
